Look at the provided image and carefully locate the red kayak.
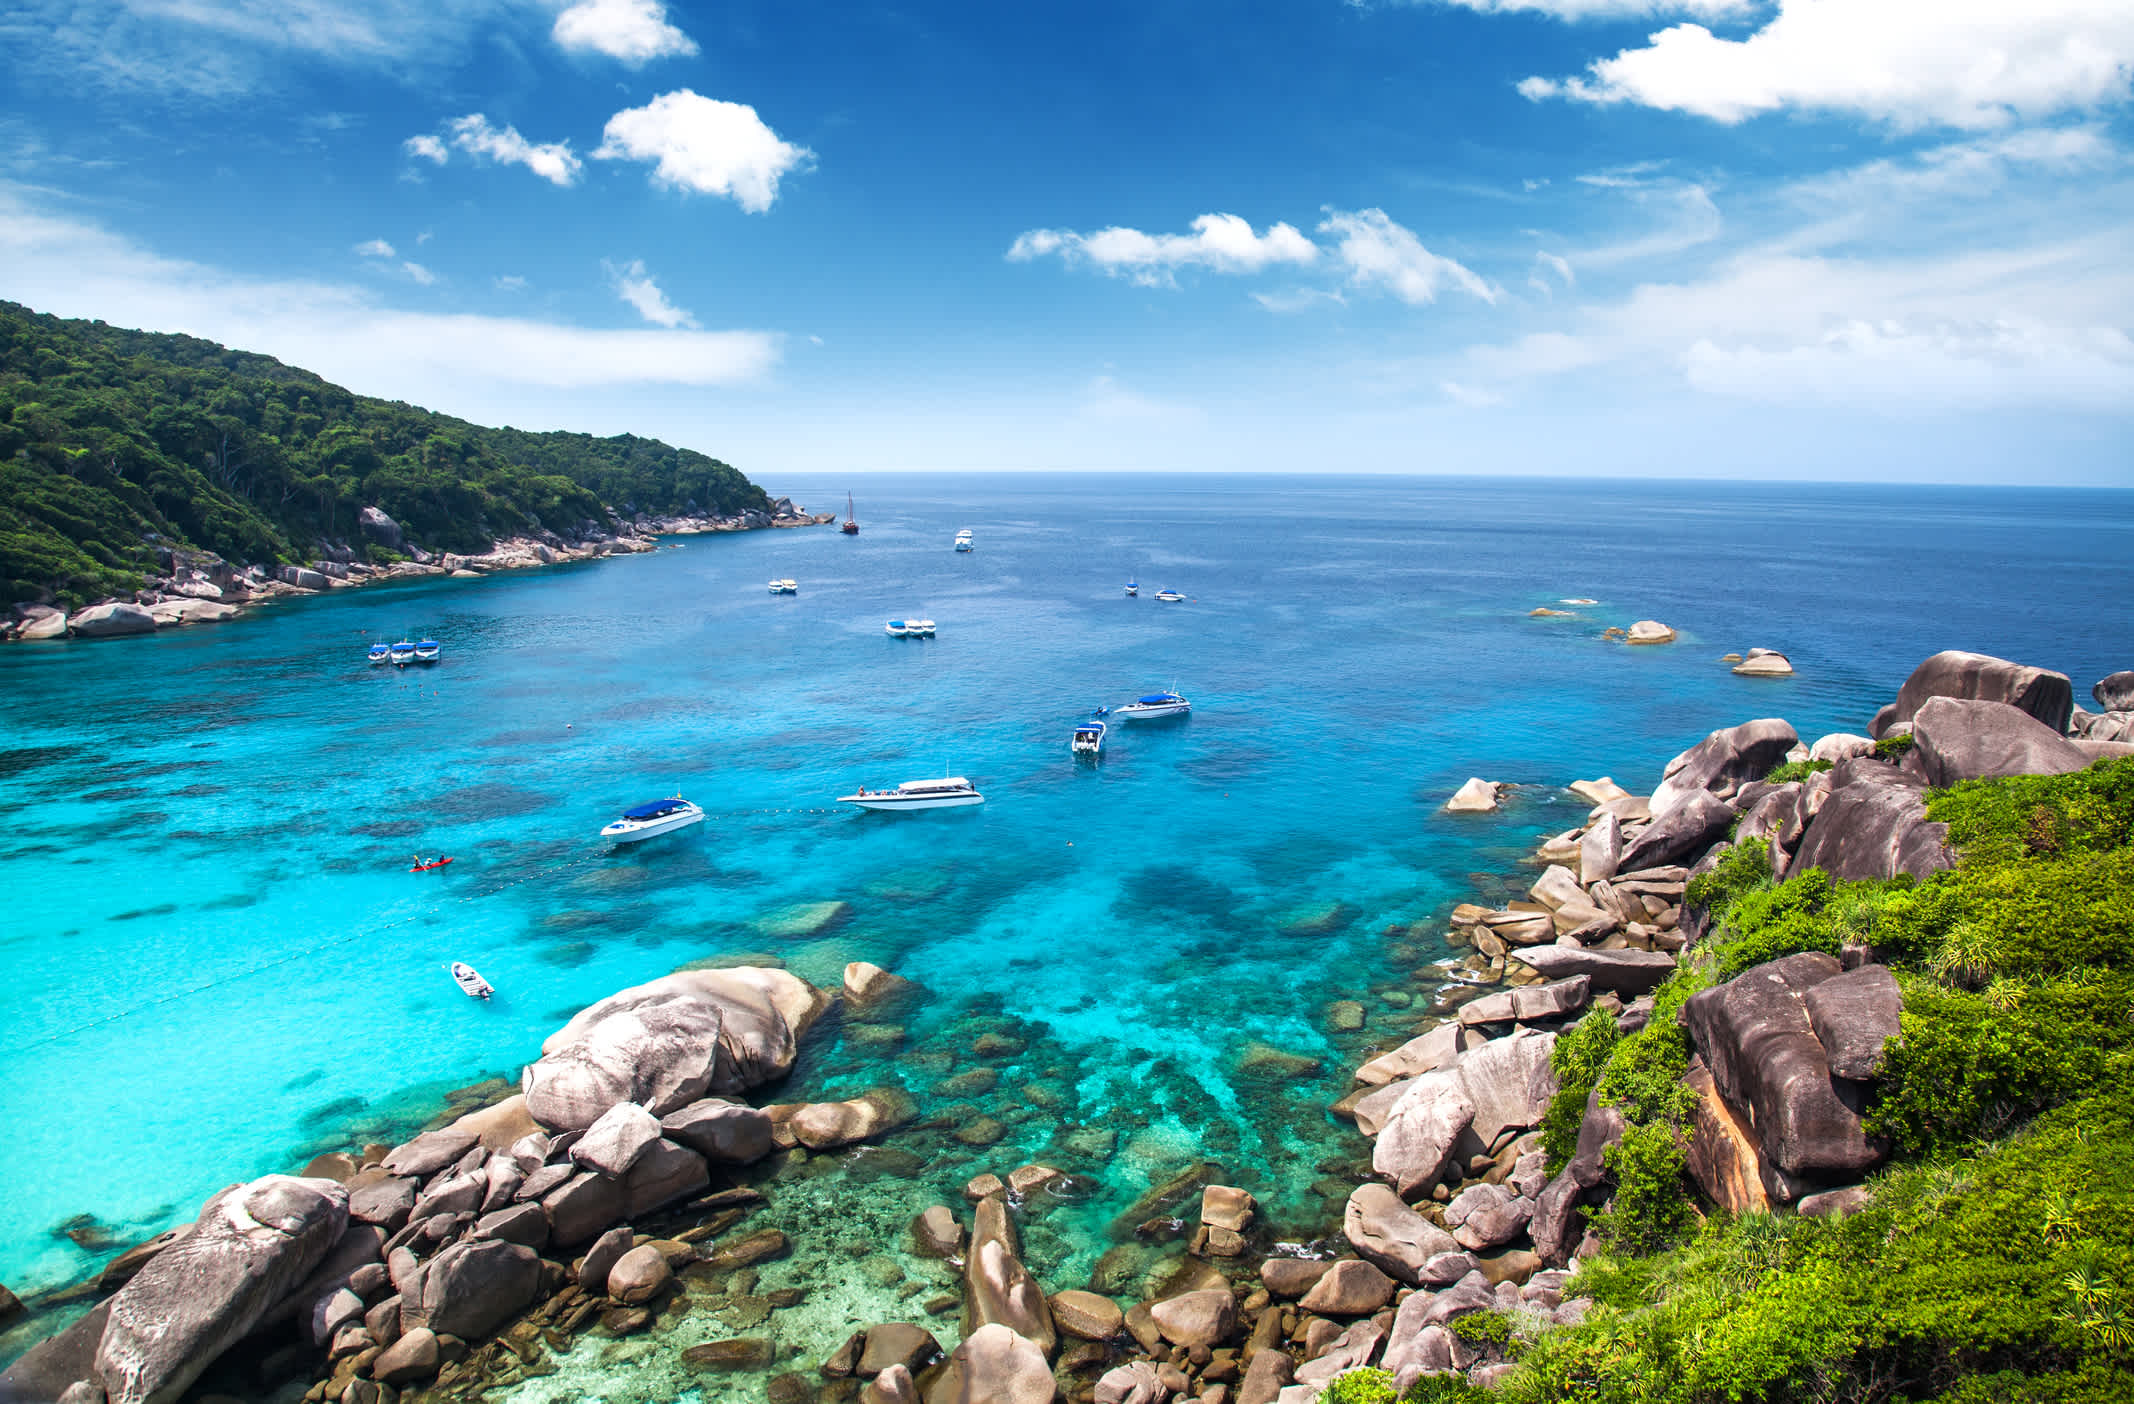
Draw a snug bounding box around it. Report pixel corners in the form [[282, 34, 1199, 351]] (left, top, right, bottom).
[[409, 857, 455, 872]]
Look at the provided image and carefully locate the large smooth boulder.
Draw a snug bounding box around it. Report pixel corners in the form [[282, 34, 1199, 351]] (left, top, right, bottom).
[[1093, 1361, 1166, 1404], [1684, 954, 1884, 1179], [1293, 1317, 1387, 1385], [790, 1089, 917, 1150], [1530, 1091, 1622, 1267], [925, 1324, 1055, 1404], [1802, 964, 1902, 1081], [70, 602, 158, 638], [1624, 620, 1676, 645], [522, 967, 828, 1130], [1445, 778, 1501, 813], [1354, 1023, 1463, 1087], [359, 506, 403, 550], [16, 607, 68, 640], [1791, 772, 1951, 883], [541, 1170, 629, 1247], [1148, 1288, 1237, 1348], [2096, 672, 2134, 713], [1872, 650, 2074, 738], [1372, 1069, 1475, 1195], [623, 1138, 710, 1217], [1649, 719, 1800, 818], [1685, 1058, 1770, 1214], [403, 1238, 542, 1340], [571, 1101, 662, 1176], [1456, 1028, 1557, 1143], [383, 1126, 479, 1178], [1443, 1182, 1533, 1252], [1810, 733, 1877, 764], [965, 1195, 1055, 1356], [606, 1244, 672, 1305], [660, 1098, 774, 1164], [1579, 813, 1623, 885], [1909, 696, 2091, 788], [1510, 945, 1678, 996], [96, 1177, 348, 1404], [1344, 1184, 1458, 1285], [1620, 790, 1736, 872], [1299, 1260, 1397, 1316]]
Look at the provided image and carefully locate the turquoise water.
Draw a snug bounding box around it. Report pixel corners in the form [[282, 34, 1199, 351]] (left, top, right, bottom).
[[3, 475, 2130, 1381]]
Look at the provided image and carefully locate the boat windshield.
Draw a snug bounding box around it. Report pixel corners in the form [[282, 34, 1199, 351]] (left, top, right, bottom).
[[1135, 693, 1181, 704]]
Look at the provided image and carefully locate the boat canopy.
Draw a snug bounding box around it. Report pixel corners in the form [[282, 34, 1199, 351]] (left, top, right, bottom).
[[621, 798, 693, 820], [1136, 693, 1182, 705], [898, 777, 971, 792], [1073, 722, 1105, 735], [418, 640, 439, 648]]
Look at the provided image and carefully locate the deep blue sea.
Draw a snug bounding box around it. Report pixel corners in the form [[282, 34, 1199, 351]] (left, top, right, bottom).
[[3, 474, 2130, 1388]]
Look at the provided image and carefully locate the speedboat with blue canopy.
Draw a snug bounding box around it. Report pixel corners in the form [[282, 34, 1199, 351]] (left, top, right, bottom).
[[415, 639, 440, 662], [600, 795, 706, 843], [1154, 589, 1185, 602], [367, 642, 391, 665], [1114, 691, 1191, 720], [1124, 580, 1139, 596], [389, 640, 417, 666], [1072, 716, 1107, 757]]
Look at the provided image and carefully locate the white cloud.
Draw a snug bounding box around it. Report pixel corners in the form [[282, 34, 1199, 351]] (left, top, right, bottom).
[[1537, 252, 1575, 285], [1683, 317, 2134, 409], [403, 133, 448, 163], [0, 187, 779, 400], [604, 258, 696, 327], [494, 274, 528, 291], [1253, 287, 1349, 313], [1519, 1, 2134, 130], [1424, 0, 1752, 16], [553, 0, 696, 65], [401, 260, 436, 285], [1785, 126, 2120, 206], [594, 90, 811, 212], [1008, 214, 1319, 286], [438, 114, 582, 187], [1317, 208, 1497, 305], [354, 238, 395, 258], [1572, 182, 1723, 267], [1438, 380, 1508, 408]]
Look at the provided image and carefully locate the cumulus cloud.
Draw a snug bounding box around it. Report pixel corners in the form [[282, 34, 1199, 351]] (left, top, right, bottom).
[[1518, 1, 2134, 130], [594, 90, 812, 212], [604, 258, 696, 327], [552, 0, 697, 65], [1317, 208, 1496, 305], [354, 238, 395, 258], [0, 187, 780, 401], [1007, 214, 1319, 286], [403, 134, 448, 163], [437, 113, 582, 186]]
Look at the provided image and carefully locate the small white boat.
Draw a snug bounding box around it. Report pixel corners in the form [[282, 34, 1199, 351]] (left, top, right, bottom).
[[954, 529, 974, 552], [449, 962, 494, 1000], [768, 578, 798, 594], [886, 619, 936, 637], [1115, 691, 1191, 720], [389, 640, 417, 666], [1154, 589, 1185, 603], [1124, 581, 1139, 597], [600, 796, 706, 843], [367, 643, 391, 665], [885, 619, 911, 637], [840, 776, 985, 810], [415, 639, 440, 662], [1072, 717, 1107, 757]]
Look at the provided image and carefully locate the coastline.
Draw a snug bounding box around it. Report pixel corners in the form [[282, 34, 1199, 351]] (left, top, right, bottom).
[[7, 651, 2129, 1402], [1, 504, 837, 645]]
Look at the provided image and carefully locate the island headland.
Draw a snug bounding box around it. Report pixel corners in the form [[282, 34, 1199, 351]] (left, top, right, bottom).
[[0, 301, 829, 643], [4, 649, 2131, 1404]]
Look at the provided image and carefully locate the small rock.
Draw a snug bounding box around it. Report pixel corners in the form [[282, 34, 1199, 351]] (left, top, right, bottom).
[[606, 1244, 671, 1304], [1624, 620, 1676, 645], [1445, 778, 1501, 813], [371, 1327, 439, 1386]]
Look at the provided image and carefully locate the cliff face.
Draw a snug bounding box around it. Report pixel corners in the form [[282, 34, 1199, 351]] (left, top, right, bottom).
[[0, 300, 771, 608]]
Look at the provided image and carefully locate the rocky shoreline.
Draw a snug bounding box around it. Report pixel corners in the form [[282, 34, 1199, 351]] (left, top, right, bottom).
[[5, 653, 2133, 1404], [1, 500, 836, 644]]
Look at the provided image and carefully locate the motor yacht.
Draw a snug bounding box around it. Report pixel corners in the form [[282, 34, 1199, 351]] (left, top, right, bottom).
[[415, 639, 440, 662], [839, 776, 985, 811], [367, 643, 391, 665], [1154, 589, 1185, 603], [1114, 691, 1191, 720], [599, 796, 706, 843], [389, 640, 417, 666]]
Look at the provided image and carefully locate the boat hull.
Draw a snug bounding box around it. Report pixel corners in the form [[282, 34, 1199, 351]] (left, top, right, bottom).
[[839, 792, 984, 811], [601, 810, 706, 842], [1115, 703, 1190, 720]]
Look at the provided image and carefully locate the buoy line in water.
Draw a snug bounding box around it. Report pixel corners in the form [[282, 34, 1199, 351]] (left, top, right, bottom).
[[23, 805, 872, 1051]]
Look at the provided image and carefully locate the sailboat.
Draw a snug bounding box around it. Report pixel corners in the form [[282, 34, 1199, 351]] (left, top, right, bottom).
[[842, 493, 860, 535]]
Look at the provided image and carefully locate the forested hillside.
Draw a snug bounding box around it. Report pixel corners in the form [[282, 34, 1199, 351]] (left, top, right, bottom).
[[0, 302, 768, 605]]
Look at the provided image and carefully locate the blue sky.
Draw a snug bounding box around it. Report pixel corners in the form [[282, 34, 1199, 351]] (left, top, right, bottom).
[[1, 1, 2130, 483]]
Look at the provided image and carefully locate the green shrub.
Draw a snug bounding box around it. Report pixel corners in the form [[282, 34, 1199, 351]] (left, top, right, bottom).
[[1541, 1008, 1620, 1172], [1683, 837, 1772, 922], [1319, 1367, 1398, 1404], [1874, 731, 1916, 760], [1763, 757, 1832, 785], [1450, 1310, 1518, 1349]]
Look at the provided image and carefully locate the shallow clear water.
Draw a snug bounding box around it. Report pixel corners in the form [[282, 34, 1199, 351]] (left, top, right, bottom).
[[3, 474, 2130, 1384]]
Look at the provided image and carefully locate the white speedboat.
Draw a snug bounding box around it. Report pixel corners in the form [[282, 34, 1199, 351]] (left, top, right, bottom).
[[449, 962, 494, 1000], [415, 639, 440, 662], [839, 776, 984, 811], [954, 529, 974, 552], [1154, 589, 1185, 603], [1071, 717, 1107, 758], [887, 618, 935, 637], [600, 796, 706, 843], [768, 578, 798, 594], [367, 643, 391, 665], [389, 640, 417, 666], [885, 619, 911, 637], [1124, 581, 1139, 596], [1115, 691, 1191, 720]]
